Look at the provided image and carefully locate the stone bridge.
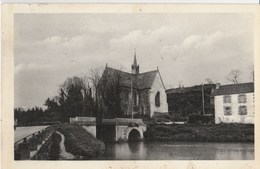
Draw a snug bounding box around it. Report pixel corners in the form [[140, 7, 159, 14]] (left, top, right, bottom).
[[70, 117, 147, 142]]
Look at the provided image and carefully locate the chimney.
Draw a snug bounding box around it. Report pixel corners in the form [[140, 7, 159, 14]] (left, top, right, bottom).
[[216, 83, 221, 90]]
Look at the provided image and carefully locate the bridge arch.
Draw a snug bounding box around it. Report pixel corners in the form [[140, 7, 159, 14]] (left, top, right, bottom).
[[127, 127, 143, 141]]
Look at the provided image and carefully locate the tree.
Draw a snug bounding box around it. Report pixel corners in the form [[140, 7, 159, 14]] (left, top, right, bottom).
[[178, 81, 183, 88], [88, 67, 104, 122], [89, 67, 103, 101], [44, 97, 59, 111], [97, 67, 124, 119], [58, 76, 95, 120], [226, 69, 242, 84], [44, 97, 61, 121], [205, 78, 214, 84]]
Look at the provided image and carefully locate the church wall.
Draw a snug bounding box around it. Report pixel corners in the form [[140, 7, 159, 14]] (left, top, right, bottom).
[[149, 73, 168, 117], [138, 89, 151, 116], [120, 87, 150, 117]]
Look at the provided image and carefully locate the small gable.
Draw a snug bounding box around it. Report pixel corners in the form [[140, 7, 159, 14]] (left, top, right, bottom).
[[150, 71, 166, 91]]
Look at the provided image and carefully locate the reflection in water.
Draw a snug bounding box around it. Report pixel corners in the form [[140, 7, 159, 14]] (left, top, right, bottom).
[[102, 142, 254, 160], [128, 142, 141, 153]]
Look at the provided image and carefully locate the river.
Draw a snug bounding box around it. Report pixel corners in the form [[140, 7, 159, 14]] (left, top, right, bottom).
[[100, 141, 254, 160], [15, 126, 254, 160]]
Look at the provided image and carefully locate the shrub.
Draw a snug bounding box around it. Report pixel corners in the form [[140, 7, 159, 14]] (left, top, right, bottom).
[[144, 123, 254, 142], [54, 123, 105, 159]]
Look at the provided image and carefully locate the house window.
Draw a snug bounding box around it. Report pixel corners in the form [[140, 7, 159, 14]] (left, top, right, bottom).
[[224, 106, 232, 116], [223, 95, 231, 103], [238, 94, 246, 103], [155, 92, 160, 107], [239, 106, 247, 115]]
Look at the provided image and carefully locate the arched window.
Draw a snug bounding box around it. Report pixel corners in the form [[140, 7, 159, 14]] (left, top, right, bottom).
[[155, 92, 160, 107]]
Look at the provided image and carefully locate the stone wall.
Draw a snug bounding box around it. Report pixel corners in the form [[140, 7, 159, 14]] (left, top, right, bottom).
[[82, 125, 96, 138], [115, 126, 146, 142]]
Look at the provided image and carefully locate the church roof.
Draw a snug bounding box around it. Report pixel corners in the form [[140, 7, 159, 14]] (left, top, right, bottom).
[[137, 70, 158, 89], [101, 66, 158, 89], [211, 82, 254, 96]]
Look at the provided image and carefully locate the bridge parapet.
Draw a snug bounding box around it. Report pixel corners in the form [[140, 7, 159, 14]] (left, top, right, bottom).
[[103, 118, 146, 126], [14, 127, 54, 160], [71, 117, 147, 142], [71, 117, 146, 126]]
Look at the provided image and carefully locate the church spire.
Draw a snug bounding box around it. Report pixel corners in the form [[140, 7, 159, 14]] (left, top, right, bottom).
[[131, 49, 139, 75], [133, 49, 137, 66]]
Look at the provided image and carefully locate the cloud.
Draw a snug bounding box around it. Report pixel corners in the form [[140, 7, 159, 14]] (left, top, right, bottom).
[[14, 62, 55, 75], [43, 36, 67, 44], [161, 30, 252, 63], [14, 13, 254, 108]]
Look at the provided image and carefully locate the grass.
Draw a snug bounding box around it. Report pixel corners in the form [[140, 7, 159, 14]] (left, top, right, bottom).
[[144, 123, 254, 142], [49, 131, 62, 160], [53, 123, 105, 159]]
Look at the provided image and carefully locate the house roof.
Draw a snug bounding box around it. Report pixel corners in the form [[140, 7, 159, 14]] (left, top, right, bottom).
[[101, 66, 159, 90], [211, 82, 254, 96], [166, 84, 215, 94]]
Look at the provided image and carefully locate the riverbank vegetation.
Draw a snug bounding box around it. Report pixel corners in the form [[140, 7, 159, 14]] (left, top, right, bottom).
[[53, 123, 105, 159], [49, 131, 62, 160], [144, 123, 254, 142], [166, 84, 215, 119]]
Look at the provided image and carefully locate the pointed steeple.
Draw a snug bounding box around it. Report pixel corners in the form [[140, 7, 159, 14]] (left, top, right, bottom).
[[131, 49, 139, 75], [133, 49, 137, 66]]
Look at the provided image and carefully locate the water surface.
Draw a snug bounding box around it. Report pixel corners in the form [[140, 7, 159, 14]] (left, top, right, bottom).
[[15, 126, 254, 160], [101, 141, 254, 160]]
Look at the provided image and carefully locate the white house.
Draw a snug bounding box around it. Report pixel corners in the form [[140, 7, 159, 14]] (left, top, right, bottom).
[[211, 82, 254, 124]]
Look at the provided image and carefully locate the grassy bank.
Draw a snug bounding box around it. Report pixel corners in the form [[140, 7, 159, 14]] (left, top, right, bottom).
[[53, 123, 105, 159], [49, 131, 62, 160], [144, 123, 254, 142]]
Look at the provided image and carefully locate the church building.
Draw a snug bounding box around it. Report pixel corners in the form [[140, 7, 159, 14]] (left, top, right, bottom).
[[98, 52, 168, 118]]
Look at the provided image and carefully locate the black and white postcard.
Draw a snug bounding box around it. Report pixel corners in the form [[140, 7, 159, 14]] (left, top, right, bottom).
[[1, 3, 260, 169]]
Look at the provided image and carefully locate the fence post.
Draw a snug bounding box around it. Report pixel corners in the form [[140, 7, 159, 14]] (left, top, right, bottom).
[[29, 134, 38, 151], [37, 132, 43, 144], [18, 138, 30, 160]]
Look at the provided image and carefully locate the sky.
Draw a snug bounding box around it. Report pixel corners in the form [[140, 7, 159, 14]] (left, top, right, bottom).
[[14, 13, 254, 108]]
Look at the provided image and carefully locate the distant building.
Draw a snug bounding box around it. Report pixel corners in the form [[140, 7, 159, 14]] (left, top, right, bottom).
[[98, 52, 168, 118], [211, 82, 254, 124]]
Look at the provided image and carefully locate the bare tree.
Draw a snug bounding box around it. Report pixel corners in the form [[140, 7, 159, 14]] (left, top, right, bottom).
[[226, 69, 242, 84], [178, 81, 183, 88], [205, 78, 214, 84], [89, 67, 104, 102]]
